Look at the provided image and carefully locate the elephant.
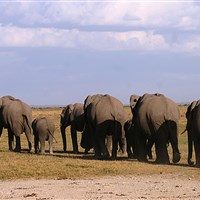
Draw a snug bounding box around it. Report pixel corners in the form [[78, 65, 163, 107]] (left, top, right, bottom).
[[129, 94, 154, 159], [124, 120, 137, 158], [131, 93, 181, 164], [60, 103, 85, 153], [32, 117, 55, 154], [81, 94, 128, 160], [184, 100, 200, 167], [0, 95, 33, 152]]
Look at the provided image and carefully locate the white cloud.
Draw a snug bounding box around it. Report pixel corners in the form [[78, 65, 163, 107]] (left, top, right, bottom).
[[0, 25, 169, 51], [0, 2, 200, 55], [0, 26, 76, 48], [1, 25, 200, 55], [169, 34, 200, 55], [1, 2, 200, 29]]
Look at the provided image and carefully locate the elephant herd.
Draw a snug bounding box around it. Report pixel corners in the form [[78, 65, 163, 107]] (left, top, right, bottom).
[[0, 94, 200, 167]]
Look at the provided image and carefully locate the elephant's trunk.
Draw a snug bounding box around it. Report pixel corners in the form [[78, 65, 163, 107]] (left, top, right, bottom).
[[80, 125, 93, 152], [187, 130, 194, 165], [60, 126, 67, 153], [0, 124, 3, 137]]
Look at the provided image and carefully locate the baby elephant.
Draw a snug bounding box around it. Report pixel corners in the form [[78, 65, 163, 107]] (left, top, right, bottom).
[[32, 117, 55, 154]]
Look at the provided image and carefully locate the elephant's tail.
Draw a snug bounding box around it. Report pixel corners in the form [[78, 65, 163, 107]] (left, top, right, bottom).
[[22, 114, 32, 134], [44, 118, 57, 143], [180, 128, 187, 135], [47, 128, 57, 143]]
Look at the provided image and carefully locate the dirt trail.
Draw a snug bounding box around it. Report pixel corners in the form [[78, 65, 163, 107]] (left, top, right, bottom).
[[0, 174, 200, 199]]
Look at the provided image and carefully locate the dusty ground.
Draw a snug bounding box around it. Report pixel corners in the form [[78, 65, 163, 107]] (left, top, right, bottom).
[[0, 174, 200, 200]]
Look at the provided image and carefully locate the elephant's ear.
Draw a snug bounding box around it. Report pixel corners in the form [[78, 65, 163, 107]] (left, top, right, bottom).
[[130, 94, 140, 114], [5, 96, 16, 101], [186, 101, 197, 130], [84, 95, 92, 111], [186, 101, 197, 118], [69, 104, 74, 121], [61, 105, 68, 116], [191, 101, 198, 111]]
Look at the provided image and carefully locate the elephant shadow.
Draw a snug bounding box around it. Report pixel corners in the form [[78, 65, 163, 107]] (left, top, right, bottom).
[[53, 150, 90, 155], [17, 149, 195, 167]]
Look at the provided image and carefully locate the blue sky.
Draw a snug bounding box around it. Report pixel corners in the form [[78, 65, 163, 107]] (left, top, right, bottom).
[[0, 1, 200, 105]]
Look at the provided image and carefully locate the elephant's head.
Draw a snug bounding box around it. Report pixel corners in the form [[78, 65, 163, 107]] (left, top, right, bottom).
[[60, 104, 74, 153], [185, 101, 200, 165], [60, 104, 74, 129], [84, 94, 104, 119], [0, 95, 16, 110], [130, 94, 140, 114], [82, 94, 104, 151], [3, 95, 16, 100], [80, 125, 94, 151], [186, 101, 198, 131]]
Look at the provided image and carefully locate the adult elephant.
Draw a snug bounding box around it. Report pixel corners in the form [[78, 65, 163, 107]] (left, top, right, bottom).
[[129, 94, 154, 159], [0, 95, 33, 152], [60, 103, 85, 153], [32, 117, 55, 154], [132, 93, 181, 164], [81, 94, 128, 160], [184, 100, 200, 167]]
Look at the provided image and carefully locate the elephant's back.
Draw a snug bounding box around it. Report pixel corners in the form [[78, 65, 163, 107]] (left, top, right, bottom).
[[94, 95, 128, 124], [4, 99, 31, 118], [2, 101, 26, 133], [73, 103, 84, 117], [141, 95, 179, 120], [136, 95, 179, 133], [73, 104, 85, 131], [3, 101, 25, 124], [35, 118, 53, 133]]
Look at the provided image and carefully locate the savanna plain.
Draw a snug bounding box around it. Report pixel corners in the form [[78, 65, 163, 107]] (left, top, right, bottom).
[[1, 106, 200, 199]]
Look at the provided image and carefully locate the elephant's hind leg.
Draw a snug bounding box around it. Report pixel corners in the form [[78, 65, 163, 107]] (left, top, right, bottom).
[[136, 131, 148, 162], [155, 140, 169, 164], [194, 140, 200, 167], [48, 137, 53, 154], [8, 128, 14, 151], [40, 140, 46, 154], [71, 125, 78, 154], [14, 136, 21, 152], [95, 126, 109, 160]]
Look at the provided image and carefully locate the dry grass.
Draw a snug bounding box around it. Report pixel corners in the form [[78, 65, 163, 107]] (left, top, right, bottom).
[[0, 105, 200, 180]]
